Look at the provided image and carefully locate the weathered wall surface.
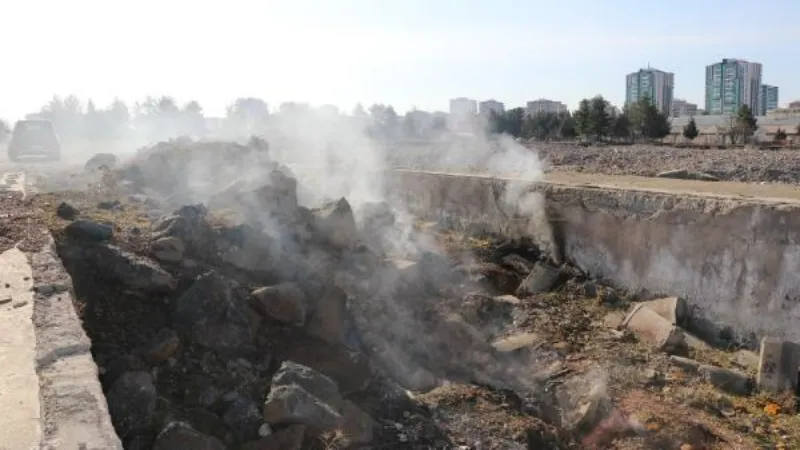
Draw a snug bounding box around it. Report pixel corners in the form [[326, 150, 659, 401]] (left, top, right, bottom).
[[389, 170, 800, 345]]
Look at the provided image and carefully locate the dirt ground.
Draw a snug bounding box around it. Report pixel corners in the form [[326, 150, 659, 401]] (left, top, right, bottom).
[[535, 144, 800, 184]]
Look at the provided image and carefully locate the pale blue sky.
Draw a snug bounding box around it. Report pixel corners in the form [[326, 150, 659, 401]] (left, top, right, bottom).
[[1, 0, 798, 119]]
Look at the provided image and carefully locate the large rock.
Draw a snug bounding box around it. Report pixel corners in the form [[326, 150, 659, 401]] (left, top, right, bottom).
[[65, 219, 113, 242], [640, 296, 688, 327], [263, 385, 342, 429], [623, 304, 687, 354], [757, 338, 800, 393], [249, 284, 308, 326], [152, 236, 185, 263], [270, 361, 343, 410], [311, 198, 360, 249], [140, 328, 180, 365], [107, 371, 158, 437], [56, 202, 79, 220], [152, 422, 227, 450], [215, 224, 281, 274], [85, 152, 118, 172], [515, 262, 565, 297], [152, 205, 216, 260], [305, 285, 356, 347], [82, 243, 177, 292], [172, 271, 254, 355]]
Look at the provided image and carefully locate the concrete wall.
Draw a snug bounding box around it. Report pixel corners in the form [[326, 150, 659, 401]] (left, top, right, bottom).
[[389, 170, 800, 345]]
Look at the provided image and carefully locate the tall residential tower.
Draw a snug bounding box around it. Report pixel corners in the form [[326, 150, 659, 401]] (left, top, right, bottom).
[[705, 58, 762, 115], [759, 85, 779, 115], [625, 68, 675, 116]]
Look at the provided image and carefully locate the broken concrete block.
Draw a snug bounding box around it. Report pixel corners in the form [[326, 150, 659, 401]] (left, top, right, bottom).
[[491, 332, 540, 353], [757, 338, 800, 393], [669, 356, 752, 395], [732, 349, 760, 372], [515, 262, 564, 297], [622, 304, 686, 354], [641, 296, 687, 327], [699, 365, 751, 395]]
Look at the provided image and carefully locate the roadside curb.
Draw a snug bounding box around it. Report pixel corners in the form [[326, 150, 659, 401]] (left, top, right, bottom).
[[30, 236, 122, 449]]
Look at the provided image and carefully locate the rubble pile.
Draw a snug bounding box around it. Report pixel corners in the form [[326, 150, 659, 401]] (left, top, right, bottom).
[[36, 141, 800, 449]]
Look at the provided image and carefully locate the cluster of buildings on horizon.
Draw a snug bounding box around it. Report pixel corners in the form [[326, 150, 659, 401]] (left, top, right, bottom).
[[626, 58, 781, 119], [448, 58, 798, 122]]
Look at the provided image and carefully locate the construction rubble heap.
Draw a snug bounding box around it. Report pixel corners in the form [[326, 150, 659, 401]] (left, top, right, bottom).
[[33, 139, 800, 450]]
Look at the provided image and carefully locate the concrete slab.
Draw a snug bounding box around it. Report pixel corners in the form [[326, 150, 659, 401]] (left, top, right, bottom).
[[0, 247, 41, 450]]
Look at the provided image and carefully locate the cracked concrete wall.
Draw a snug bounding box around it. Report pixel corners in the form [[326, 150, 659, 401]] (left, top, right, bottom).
[[389, 170, 800, 345]]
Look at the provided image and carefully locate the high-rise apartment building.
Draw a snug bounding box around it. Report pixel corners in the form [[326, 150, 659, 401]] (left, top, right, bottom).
[[625, 68, 674, 116], [759, 85, 779, 115], [526, 99, 567, 116], [478, 99, 505, 116], [449, 97, 477, 117], [671, 99, 698, 117], [704, 58, 762, 115]]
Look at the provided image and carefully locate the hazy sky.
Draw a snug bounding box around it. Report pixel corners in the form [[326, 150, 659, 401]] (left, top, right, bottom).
[[1, 0, 798, 120]]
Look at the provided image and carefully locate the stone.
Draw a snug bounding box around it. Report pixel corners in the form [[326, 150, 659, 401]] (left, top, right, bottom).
[[756, 338, 800, 393], [106, 371, 157, 437], [340, 400, 375, 444], [181, 408, 228, 444], [152, 205, 215, 259], [152, 236, 185, 263], [98, 200, 123, 210], [641, 296, 688, 327], [153, 422, 227, 450], [65, 219, 113, 242], [311, 197, 360, 249], [491, 332, 540, 353], [670, 356, 752, 395], [515, 262, 565, 297], [249, 284, 308, 326], [141, 328, 180, 365], [240, 424, 306, 450], [173, 271, 254, 355], [656, 169, 719, 182], [222, 397, 263, 442], [82, 244, 177, 293], [623, 304, 687, 354], [85, 152, 118, 172], [500, 253, 535, 275], [263, 385, 342, 429], [699, 365, 751, 395], [285, 339, 373, 394], [270, 361, 343, 410], [305, 286, 355, 347], [56, 202, 79, 220]]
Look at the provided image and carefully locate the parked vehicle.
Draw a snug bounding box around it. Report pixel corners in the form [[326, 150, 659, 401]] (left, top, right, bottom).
[[8, 119, 61, 162]]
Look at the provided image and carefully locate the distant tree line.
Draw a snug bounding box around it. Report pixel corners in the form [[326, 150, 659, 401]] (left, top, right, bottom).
[[1, 96, 452, 146], [487, 95, 672, 143]]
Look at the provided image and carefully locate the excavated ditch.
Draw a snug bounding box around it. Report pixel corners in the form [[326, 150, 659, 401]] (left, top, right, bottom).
[[41, 140, 599, 449]]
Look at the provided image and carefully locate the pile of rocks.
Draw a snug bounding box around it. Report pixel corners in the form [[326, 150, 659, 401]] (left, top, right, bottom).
[[49, 141, 586, 449]]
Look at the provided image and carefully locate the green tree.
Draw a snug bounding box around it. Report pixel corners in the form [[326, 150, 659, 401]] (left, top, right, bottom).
[[683, 116, 699, 141], [574, 99, 591, 139], [611, 113, 631, 143], [629, 96, 670, 140], [726, 105, 757, 145], [588, 96, 611, 141]]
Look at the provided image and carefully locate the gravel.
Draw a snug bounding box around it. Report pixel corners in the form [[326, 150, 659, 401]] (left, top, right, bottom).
[[535, 143, 800, 184]]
